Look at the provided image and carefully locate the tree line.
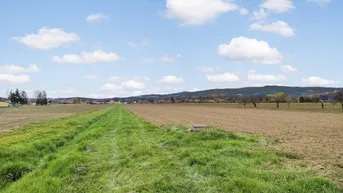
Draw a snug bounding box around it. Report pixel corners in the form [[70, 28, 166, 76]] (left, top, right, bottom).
[[8, 89, 48, 106], [168, 90, 343, 110]]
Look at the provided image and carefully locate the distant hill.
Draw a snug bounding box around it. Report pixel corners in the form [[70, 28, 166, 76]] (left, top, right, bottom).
[[54, 86, 341, 101]]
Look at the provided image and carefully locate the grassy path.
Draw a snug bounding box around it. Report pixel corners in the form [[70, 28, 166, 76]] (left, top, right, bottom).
[[0, 106, 340, 192]]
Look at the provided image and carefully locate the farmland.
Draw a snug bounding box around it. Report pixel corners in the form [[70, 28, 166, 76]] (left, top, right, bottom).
[[0, 105, 340, 192], [0, 104, 111, 133], [128, 103, 343, 187]]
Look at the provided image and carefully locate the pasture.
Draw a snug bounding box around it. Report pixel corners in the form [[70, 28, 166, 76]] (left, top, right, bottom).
[[0, 104, 112, 133]]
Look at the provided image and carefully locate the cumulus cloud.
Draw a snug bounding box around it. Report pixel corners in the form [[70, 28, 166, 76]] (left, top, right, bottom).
[[100, 83, 122, 92], [12, 27, 80, 50], [159, 76, 184, 85], [198, 67, 220, 73], [217, 37, 282, 64], [86, 13, 108, 22], [239, 8, 249, 15], [302, 76, 340, 86], [280, 65, 298, 72], [261, 0, 295, 13], [207, 73, 239, 83], [252, 9, 268, 21], [0, 74, 30, 84], [248, 71, 287, 82], [249, 21, 295, 37], [0, 64, 40, 74], [52, 50, 121, 64], [165, 0, 239, 25], [122, 80, 145, 90]]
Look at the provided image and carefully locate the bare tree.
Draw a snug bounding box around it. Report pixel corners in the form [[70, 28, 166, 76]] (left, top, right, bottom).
[[286, 95, 297, 108], [250, 96, 262, 108], [330, 90, 343, 110], [239, 96, 249, 107]]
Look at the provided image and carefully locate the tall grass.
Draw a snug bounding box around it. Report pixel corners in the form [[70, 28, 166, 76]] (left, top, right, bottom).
[[0, 106, 340, 192]]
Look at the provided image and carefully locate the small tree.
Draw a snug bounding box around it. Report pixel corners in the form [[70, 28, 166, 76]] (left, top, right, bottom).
[[286, 95, 297, 108], [73, 97, 81, 104], [239, 96, 249, 107], [312, 95, 325, 109], [330, 90, 343, 110], [250, 96, 262, 108], [170, 97, 176, 103], [35, 90, 48, 105], [8, 89, 28, 105], [267, 92, 286, 108]]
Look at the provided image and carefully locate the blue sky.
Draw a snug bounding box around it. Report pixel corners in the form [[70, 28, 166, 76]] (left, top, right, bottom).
[[0, 0, 342, 98]]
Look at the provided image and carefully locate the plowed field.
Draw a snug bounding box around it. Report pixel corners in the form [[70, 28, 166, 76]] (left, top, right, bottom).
[[128, 104, 343, 185]]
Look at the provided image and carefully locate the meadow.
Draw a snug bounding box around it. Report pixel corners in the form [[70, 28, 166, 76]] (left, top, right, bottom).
[[0, 105, 340, 192], [0, 104, 111, 133]]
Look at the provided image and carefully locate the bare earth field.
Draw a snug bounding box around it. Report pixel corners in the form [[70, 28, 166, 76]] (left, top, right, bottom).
[[0, 104, 111, 133], [128, 103, 343, 184]]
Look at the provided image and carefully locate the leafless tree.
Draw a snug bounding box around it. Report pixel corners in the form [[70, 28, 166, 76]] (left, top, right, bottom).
[[286, 95, 297, 108], [330, 90, 343, 110], [238, 96, 249, 107], [250, 96, 263, 108]]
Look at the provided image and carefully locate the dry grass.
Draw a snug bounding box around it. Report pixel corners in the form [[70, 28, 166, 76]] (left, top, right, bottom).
[[0, 104, 112, 133], [127, 103, 343, 187]]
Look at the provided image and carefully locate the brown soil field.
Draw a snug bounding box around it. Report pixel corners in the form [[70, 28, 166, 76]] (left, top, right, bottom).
[[128, 103, 343, 185], [0, 104, 111, 133]]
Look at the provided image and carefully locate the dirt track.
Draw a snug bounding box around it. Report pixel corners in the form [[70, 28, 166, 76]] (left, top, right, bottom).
[[128, 104, 343, 183]]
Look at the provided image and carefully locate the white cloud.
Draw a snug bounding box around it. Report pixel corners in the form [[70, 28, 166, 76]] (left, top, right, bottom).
[[249, 21, 295, 37], [176, 54, 183, 58], [128, 39, 149, 48], [133, 90, 144, 96], [161, 56, 175, 62], [165, 0, 239, 25], [86, 13, 108, 22], [0, 64, 40, 74], [107, 76, 149, 82], [307, 0, 331, 6], [128, 42, 137, 48], [52, 50, 121, 64], [217, 37, 282, 64], [207, 73, 239, 83], [159, 76, 184, 85], [100, 83, 122, 92], [280, 65, 298, 72], [107, 76, 121, 82], [252, 9, 268, 21], [261, 0, 295, 13], [143, 57, 155, 63], [84, 75, 99, 80], [13, 27, 80, 50], [0, 74, 30, 84], [302, 76, 340, 86], [122, 80, 145, 90], [248, 71, 287, 82], [240, 8, 249, 15], [198, 66, 220, 73]]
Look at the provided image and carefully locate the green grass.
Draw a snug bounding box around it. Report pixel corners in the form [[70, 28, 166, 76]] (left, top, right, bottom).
[[0, 106, 340, 192]]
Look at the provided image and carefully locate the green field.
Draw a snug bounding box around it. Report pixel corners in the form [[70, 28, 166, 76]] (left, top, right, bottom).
[[0, 106, 340, 192]]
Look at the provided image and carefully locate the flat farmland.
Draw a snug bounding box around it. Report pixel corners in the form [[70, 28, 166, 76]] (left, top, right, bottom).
[[128, 103, 343, 184], [0, 104, 112, 133]]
